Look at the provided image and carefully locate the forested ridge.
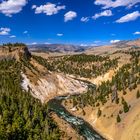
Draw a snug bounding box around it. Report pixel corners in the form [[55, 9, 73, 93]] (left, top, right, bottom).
[[32, 51, 140, 116], [64, 50, 140, 122], [33, 54, 118, 78], [0, 59, 61, 140], [1, 43, 140, 140], [30, 49, 140, 123]]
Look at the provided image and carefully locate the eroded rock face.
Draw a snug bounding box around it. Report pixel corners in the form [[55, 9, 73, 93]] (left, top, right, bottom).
[[21, 73, 88, 103], [0, 46, 31, 61]]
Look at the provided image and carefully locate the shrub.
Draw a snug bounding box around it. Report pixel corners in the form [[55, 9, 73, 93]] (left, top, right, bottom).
[[123, 101, 129, 113], [97, 108, 102, 117], [117, 115, 121, 123], [136, 90, 140, 99]]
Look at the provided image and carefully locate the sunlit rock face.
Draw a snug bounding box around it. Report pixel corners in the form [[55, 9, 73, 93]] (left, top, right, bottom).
[[21, 73, 88, 103], [0, 46, 31, 61]]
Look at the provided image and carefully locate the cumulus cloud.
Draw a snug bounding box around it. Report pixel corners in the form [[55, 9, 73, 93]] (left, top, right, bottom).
[[9, 35, 16, 38], [32, 3, 65, 16], [94, 40, 101, 43], [64, 11, 77, 22], [0, 28, 11, 35], [80, 43, 97, 47], [92, 10, 113, 19], [133, 31, 140, 35], [90, 44, 98, 46], [81, 17, 90, 22], [32, 42, 37, 45], [111, 33, 116, 36], [94, 0, 140, 9], [57, 33, 63, 36], [0, 0, 27, 17], [32, 5, 37, 9], [116, 11, 140, 23], [80, 44, 88, 47], [23, 30, 28, 34], [45, 42, 51, 44], [110, 40, 120, 43]]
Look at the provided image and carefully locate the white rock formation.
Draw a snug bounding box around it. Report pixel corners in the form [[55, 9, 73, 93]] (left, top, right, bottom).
[[21, 73, 88, 103]]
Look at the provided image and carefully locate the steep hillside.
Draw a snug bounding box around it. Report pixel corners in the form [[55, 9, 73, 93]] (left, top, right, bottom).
[[0, 44, 89, 139], [31, 44, 140, 139], [0, 44, 31, 61], [21, 72, 88, 103], [1, 42, 140, 140], [0, 59, 61, 139], [32, 54, 118, 79], [62, 49, 140, 140], [0, 44, 88, 103], [85, 38, 140, 55]]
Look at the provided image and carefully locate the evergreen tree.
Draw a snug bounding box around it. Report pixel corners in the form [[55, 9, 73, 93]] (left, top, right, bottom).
[[136, 90, 140, 99], [116, 114, 121, 123], [97, 108, 102, 117]]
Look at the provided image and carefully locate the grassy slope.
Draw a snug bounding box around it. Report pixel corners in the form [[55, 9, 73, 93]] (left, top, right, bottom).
[[61, 50, 140, 140]]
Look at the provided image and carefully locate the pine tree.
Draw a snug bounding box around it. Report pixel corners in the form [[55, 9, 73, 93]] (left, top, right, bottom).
[[136, 90, 140, 99], [123, 101, 129, 113], [117, 114, 121, 123], [97, 108, 102, 117]]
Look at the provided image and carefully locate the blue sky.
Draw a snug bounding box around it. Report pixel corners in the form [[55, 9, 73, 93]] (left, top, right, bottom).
[[0, 0, 140, 45]]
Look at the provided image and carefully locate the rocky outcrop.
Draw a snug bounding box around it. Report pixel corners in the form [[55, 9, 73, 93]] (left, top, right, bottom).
[[21, 72, 88, 103], [0, 46, 31, 61]]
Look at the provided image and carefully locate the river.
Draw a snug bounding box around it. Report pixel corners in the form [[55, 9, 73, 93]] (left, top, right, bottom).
[[48, 98, 106, 140]]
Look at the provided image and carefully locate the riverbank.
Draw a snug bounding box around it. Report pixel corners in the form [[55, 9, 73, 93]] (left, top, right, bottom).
[[51, 112, 84, 140], [62, 85, 140, 140], [48, 99, 106, 140]]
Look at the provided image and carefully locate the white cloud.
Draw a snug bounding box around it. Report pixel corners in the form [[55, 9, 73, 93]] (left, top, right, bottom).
[[94, 40, 101, 43], [133, 31, 140, 35], [23, 30, 28, 34], [111, 33, 116, 36], [90, 44, 98, 46], [80, 43, 97, 46], [32, 5, 37, 9], [0, 0, 27, 17], [94, 0, 140, 9], [57, 33, 63, 36], [92, 10, 113, 19], [116, 11, 140, 23], [45, 42, 51, 44], [81, 17, 90, 22], [64, 11, 77, 22], [9, 35, 16, 38], [32, 3, 65, 16], [32, 42, 37, 45], [110, 40, 120, 43], [0, 28, 11, 35], [80, 44, 88, 47]]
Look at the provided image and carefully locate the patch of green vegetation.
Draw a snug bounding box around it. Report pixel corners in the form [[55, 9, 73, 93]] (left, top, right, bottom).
[[33, 54, 118, 78], [66, 50, 140, 115], [136, 90, 140, 99], [121, 98, 130, 113], [116, 114, 121, 123], [97, 108, 102, 118], [3, 43, 26, 47], [0, 59, 61, 140]]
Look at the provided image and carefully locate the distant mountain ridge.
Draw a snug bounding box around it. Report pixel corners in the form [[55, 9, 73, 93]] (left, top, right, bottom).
[[28, 44, 91, 53], [111, 39, 140, 48], [28, 38, 140, 53]]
